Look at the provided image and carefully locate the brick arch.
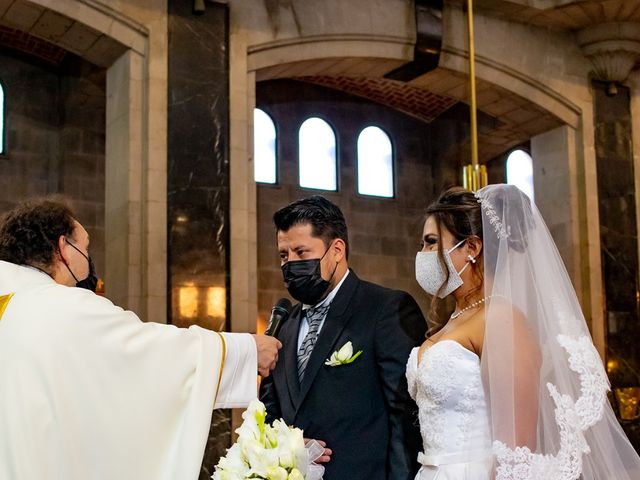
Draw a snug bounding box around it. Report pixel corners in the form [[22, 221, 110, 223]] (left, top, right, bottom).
[[246, 31, 578, 162], [230, 5, 597, 343], [249, 40, 412, 80], [0, 0, 147, 67]]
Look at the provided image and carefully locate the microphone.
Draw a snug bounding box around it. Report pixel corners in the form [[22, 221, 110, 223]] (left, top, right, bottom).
[[265, 298, 292, 337]]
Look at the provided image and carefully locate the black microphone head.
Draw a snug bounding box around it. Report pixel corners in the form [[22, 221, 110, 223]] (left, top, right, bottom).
[[272, 297, 292, 315], [266, 297, 292, 336]]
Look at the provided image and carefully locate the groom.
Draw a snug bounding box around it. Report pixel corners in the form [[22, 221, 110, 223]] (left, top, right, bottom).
[[259, 196, 426, 480]]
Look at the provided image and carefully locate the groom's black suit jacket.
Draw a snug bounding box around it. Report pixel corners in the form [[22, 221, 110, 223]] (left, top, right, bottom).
[[260, 270, 426, 480]]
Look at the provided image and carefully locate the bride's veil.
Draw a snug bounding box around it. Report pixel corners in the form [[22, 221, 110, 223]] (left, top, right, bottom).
[[477, 184, 640, 479]]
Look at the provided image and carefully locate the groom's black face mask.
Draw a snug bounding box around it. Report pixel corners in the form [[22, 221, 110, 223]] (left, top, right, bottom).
[[281, 244, 338, 306], [64, 238, 99, 292]]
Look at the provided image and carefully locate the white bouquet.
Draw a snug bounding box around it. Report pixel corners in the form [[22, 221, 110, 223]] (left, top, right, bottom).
[[212, 400, 324, 480]]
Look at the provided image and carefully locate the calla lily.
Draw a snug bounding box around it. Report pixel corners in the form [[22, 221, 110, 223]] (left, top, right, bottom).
[[288, 469, 305, 480], [216, 443, 249, 476], [337, 341, 353, 361], [212, 471, 243, 480], [325, 341, 363, 366], [236, 399, 266, 443], [213, 400, 315, 480], [245, 439, 278, 477], [272, 419, 305, 469], [267, 466, 289, 480]]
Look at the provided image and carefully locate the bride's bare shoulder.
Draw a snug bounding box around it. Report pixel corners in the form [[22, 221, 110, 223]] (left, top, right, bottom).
[[486, 296, 527, 323], [486, 297, 540, 357]]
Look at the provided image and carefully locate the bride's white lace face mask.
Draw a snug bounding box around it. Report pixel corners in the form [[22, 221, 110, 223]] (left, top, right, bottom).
[[416, 239, 469, 298]]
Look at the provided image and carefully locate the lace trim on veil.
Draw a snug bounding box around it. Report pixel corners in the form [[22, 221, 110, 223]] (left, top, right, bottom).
[[493, 332, 609, 480], [474, 192, 509, 239], [475, 189, 610, 480]]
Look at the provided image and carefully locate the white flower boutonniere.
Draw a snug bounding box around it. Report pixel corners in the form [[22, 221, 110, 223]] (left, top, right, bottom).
[[324, 341, 363, 367]]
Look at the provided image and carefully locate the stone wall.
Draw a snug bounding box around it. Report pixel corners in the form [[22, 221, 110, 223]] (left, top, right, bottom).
[[0, 49, 105, 273], [59, 59, 106, 274], [0, 50, 59, 210], [227, 0, 601, 340], [256, 79, 462, 326]]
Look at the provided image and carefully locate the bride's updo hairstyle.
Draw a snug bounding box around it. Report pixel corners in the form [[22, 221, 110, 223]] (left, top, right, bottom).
[[424, 187, 484, 326]]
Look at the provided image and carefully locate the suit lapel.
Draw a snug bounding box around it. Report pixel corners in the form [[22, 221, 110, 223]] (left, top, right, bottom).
[[283, 306, 302, 404], [295, 271, 360, 412]]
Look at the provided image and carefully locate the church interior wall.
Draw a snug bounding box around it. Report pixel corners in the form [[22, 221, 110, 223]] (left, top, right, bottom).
[[0, 0, 617, 335], [229, 0, 607, 344], [255, 79, 469, 325], [0, 49, 106, 275], [2, 0, 640, 460], [0, 0, 623, 348], [438, 3, 603, 335], [229, 0, 413, 53]]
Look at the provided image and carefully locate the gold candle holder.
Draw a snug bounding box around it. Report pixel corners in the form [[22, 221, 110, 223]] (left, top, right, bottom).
[[614, 387, 640, 421], [462, 164, 488, 192]]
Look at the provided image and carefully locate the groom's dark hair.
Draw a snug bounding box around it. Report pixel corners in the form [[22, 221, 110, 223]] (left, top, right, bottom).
[[273, 195, 349, 258]]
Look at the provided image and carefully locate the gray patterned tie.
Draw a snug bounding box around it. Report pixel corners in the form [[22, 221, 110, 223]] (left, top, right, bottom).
[[297, 304, 330, 383]]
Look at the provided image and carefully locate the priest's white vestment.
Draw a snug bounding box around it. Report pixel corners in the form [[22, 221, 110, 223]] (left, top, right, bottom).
[[0, 260, 258, 480]]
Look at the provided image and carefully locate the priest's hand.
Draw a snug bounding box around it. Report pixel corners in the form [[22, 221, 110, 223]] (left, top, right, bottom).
[[253, 334, 282, 378]]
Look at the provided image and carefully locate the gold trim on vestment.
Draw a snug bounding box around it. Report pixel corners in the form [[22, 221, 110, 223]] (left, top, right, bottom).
[[213, 332, 226, 406], [0, 293, 14, 322]]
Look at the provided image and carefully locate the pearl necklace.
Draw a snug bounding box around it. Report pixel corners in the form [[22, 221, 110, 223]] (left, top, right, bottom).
[[450, 295, 494, 320]]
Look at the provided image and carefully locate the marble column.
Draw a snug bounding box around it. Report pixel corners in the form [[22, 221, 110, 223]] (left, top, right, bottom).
[[168, 2, 231, 476], [593, 80, 640, 449]]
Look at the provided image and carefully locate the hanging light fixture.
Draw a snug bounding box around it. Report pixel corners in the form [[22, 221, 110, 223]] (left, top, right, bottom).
[[462, 0, 488, 191]]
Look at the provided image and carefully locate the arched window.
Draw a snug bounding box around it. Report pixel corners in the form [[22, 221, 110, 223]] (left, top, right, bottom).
[[299, 117, 337, 191], [357, 126, 394, 198], [0, 81, 4, 155], [254, 108, 277, 184], [507, 149, 534, 201]]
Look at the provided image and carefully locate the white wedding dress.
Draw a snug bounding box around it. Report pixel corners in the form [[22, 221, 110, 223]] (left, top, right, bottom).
[[406, 340, 493, 480], [405, 185, 640, 480]]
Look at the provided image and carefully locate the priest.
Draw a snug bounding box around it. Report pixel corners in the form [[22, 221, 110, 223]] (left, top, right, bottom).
[[0, 199, 281, 480]]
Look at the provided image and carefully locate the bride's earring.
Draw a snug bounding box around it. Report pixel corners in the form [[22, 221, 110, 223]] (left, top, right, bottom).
[[467, 254, 477, 264]]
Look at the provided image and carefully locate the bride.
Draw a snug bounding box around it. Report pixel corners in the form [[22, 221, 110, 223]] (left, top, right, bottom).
[[406, 184, 640, 480]]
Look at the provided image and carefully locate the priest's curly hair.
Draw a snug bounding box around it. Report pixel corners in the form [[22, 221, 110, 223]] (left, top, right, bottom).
[[0, 199, 77, 273]]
